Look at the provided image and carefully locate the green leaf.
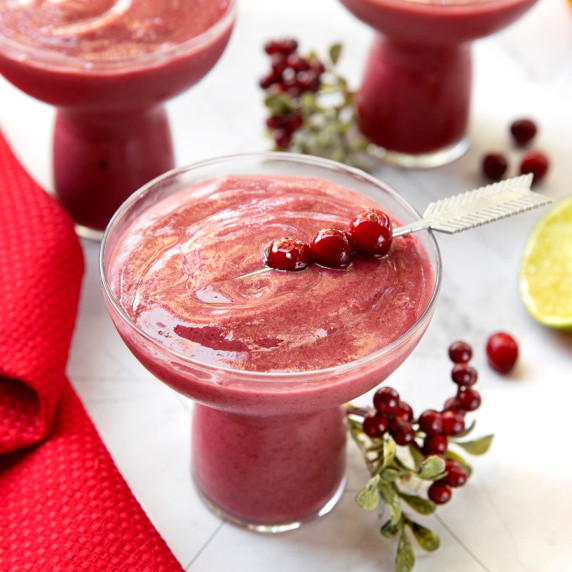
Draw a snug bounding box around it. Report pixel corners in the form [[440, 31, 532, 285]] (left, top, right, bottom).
[[381, 467, 402, 483], [400, 492, 437, 515], [396, 529, 415, 572], [329, 42, 342, 65], [408, 520, 440, 552], [418, 455, 446, 480], [409, 444, 425, 470], [455, 434, 494, 456], [378, 481, 402, 526], [380, 517, 402, 539], [355, 475, 381, 510]]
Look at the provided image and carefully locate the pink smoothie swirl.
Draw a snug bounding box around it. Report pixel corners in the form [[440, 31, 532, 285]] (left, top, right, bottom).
[[109, 174, 435, 374]]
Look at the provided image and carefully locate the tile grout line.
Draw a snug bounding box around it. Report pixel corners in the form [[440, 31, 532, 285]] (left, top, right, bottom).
[[184, 521, 226, 571]]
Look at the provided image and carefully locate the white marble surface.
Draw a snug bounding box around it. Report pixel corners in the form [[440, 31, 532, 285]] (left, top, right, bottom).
[[2, 0, 572, 570]]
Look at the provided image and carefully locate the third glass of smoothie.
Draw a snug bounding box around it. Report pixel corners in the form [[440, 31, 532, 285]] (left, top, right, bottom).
[[337, 0, 538, 167], [100, 153, 442, 532]]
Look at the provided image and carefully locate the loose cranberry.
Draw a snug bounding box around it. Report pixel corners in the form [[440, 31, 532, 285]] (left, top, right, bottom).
[[520, 150, 549, 183], [486, 331, 519, 374], [423, 434, 448, 456], [394, 400, 414, 422], [362, 412, 389, 438], [373, 387, 400, 417], [264, 237, 312, 271], [482, 153, 508, 181], [443, 458, 468, 488], [441, 410, 465, 437], [451, 363, 478, 387], [457, 387, 481, 412], [310, 228, 354, 268], [510, 118, 537, 146], [418, 409, 443, 436], [389, 418, 415, 446], [448, 340, 472, 364], [348, 209, 393, 258], [428, 481, 452, 504]]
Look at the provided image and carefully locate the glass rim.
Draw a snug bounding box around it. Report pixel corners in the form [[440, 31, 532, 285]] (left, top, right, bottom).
[[0, 0, 236, 73], [100, 151, 442, 381]]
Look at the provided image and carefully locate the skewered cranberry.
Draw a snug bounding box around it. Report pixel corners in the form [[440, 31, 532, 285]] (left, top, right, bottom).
[[264, 237, 312, 271], [310, 228, 354, 268], [486, 332, 518, 374], [348, 209, 393, 257]]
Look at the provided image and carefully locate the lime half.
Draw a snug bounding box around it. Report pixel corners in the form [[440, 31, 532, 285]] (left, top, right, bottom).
[[520, 195, 572, 329]]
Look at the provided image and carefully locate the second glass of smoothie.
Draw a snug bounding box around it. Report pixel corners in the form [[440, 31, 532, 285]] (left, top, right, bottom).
[[0, 0, 236, 237], [100, 153, 442, 532]]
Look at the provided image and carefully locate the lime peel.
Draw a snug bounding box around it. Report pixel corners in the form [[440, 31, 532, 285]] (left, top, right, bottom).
[[520, 195, 572, 329]]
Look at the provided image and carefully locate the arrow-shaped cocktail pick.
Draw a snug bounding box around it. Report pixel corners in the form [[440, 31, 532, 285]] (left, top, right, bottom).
[[240, 174, 551, 278]]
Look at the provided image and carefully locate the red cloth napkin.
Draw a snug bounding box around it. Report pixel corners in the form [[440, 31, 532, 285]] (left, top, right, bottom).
[[0, 131, 183, 571]]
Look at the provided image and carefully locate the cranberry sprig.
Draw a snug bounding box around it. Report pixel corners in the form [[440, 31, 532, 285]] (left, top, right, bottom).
[[261, 39, 371, 168], [264, 208, 393, 272], [347, 340, 493, 572]]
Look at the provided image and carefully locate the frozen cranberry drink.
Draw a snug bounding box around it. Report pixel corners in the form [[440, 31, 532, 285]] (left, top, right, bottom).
[[101, 154, 441, 530], [0, 0, 235, 234]]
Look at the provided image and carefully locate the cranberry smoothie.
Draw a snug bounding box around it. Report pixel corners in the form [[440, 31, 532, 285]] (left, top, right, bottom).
[[338, 0, 537, 159], [105, 171, 436, 526], [0, 1, 235, 231]]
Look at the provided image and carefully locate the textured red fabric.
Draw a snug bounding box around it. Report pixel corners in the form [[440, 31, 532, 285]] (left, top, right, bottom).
[[0, 131, 183, 571]]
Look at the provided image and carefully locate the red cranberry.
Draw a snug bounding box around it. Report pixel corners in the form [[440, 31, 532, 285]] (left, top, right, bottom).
[[362, 413, 389, 438], [457, 387, 481, 411], [428, 481, 452, 504], [348, 208, 393, 257], [264, 38, 298, 56], [441, 410, 465, 437], [443, 458, 468, 488], [520, 150, 549, 184], [394, 400, 414, 422], [451, 363, 478, 387], [448, 340, 472, 364], [418, 409, 443, 436], [373, 387, 400, 417], [482, 153, 508, 181], [443, 396, 462, 413], [486, 331, 518, 374], [389, 417, 415, 446], [310, 228, 354, 268], [510, 118, 537, 146], [423, 434, 448, 456], [273, 128, 292, 149], [264, 237, 312, 271]]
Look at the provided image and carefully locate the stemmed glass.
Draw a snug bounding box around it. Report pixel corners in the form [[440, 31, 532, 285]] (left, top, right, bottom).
[[337, 0, 538, 167], [0, 1, 236, 238], [100, 153, 442, 532]]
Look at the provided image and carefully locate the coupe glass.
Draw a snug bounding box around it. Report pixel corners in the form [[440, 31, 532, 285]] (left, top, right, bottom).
[[100, 153, 442, 532], [0, 1, 236, 238], [337, 0, 538, 167]]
